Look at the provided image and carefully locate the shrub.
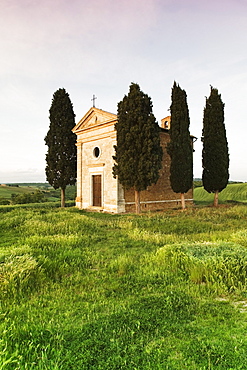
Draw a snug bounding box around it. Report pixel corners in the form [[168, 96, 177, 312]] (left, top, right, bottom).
[[11, 190, 47, 205], [0, 198, 10, 205]]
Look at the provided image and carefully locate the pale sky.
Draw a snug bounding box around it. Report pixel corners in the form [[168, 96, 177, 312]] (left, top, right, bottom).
[[0, 0, 247, 183]]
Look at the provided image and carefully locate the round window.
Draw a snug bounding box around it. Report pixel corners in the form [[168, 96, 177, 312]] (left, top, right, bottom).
[[93, 146, 100, 158]]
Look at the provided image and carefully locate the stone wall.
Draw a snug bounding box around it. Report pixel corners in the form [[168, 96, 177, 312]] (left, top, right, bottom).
[[76, 127, 120, 213]]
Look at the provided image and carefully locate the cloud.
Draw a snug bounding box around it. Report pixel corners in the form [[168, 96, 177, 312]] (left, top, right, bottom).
[[0, 168, 46, 184]]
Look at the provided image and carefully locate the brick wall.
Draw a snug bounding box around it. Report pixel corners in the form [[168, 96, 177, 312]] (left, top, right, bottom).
[[124, 130, 193, 212]]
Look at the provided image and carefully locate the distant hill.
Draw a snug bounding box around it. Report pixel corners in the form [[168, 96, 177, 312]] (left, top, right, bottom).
[[0, 183, 76, 204], [0, 184, 41, 199], [194, 182, 247, 205], [4, 183, 52, 188]]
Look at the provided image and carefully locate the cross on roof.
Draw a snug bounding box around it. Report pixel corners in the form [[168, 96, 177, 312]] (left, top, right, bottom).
[[91, 94, 97, 107]]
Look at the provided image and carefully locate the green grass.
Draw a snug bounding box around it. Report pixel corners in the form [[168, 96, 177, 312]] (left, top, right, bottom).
[[1, 205, 247, 369], [194, 182, 247, 205]]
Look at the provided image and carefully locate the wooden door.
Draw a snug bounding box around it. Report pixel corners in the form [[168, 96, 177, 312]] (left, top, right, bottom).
[[92, 175, 102, 207]]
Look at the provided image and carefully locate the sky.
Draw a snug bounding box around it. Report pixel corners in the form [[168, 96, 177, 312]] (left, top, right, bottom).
[[0, 0, 247, 183]]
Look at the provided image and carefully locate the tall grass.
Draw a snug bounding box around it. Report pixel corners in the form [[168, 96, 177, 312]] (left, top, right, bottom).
[[1, 205, 247, 369]]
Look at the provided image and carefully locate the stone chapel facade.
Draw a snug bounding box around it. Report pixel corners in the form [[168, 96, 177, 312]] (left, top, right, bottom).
[[72, 107, 193, 213]]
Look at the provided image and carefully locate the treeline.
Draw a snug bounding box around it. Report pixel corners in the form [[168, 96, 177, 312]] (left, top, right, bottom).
[[113, 82, 229, 211]]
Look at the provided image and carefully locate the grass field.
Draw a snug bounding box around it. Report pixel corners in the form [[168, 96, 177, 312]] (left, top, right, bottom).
[[194, 182, 247, 205], [1, 204, 247, 369]]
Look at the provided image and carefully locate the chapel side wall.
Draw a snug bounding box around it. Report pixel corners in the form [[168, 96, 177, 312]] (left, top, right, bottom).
[[124, 131, 193, 212]]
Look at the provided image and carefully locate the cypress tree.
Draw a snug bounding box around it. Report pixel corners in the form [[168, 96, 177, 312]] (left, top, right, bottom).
[[113, 83, 163, 213], [167, 82, 193, 209], [202, 86, 229, 206], [45, 88, 77, 207]]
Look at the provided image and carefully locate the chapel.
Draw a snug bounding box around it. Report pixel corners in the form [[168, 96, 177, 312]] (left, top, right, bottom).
[[72, 107, 193, 213]]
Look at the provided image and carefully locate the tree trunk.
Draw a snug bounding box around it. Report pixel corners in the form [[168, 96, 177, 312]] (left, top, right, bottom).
[[134, 190, 141, 214], [181, 193, 186, 210], [61, 187, 66, 207], [214, 190, 219, 207]]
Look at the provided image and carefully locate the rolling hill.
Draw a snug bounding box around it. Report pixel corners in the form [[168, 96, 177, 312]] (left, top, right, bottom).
[[194, 182, 247, 205]]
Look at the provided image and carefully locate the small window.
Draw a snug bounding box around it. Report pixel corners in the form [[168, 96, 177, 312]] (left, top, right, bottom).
[[93, 146, 100, 158]]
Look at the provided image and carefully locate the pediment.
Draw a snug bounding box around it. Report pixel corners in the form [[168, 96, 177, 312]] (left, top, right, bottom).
[[73, 107, 117, 133]]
